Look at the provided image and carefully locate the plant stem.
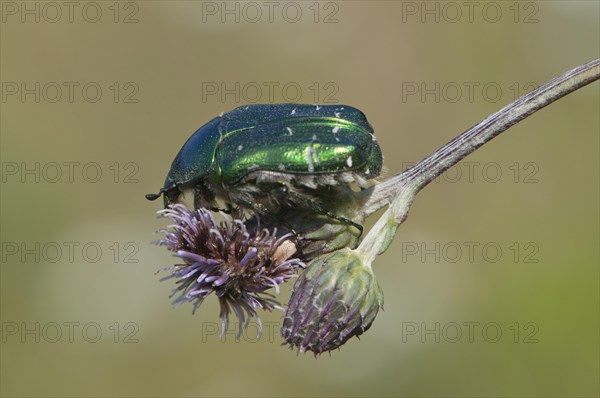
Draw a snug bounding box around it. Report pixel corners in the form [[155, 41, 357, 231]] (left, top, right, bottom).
[[356, 58, 600, 259]]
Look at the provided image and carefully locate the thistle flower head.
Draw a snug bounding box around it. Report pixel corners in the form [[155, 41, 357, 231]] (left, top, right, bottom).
[[281, 248, 384, 354], [157, 204, 305, 335]]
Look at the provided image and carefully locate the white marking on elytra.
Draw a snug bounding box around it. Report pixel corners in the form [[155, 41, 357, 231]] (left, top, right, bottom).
[[314, 105, 322, 110], [219, 111, 225, 117], [346, 156, 353, 167], [291, 108, 296, 115], [334, 112, 341, 118], [278, 164, 286, 171], [286, 127, 293, 135], [340, 107, 345, 110], [312, 134, 317, 141], [365, 167, 370, 175], [371, 135, 377, 141], [333, 125, 341, 142], [306, 147, 315, 173], [237, 145, 243, 151], [245, 106, 249, 110], [306, 143, 320, 172]]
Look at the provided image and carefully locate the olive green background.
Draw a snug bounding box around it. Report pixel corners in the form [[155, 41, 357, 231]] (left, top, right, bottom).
[[1, 1, 598, 397]]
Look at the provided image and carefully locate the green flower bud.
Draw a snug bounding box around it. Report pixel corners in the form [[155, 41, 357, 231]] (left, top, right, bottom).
[[281, 248, 384, 354]]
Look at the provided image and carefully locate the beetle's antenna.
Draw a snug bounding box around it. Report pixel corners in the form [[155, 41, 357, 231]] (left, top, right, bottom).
[[145, 190, 163, 201]]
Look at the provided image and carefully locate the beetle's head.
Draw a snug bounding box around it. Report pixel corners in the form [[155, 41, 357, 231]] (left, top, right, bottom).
[[145, 184, 181, 208]]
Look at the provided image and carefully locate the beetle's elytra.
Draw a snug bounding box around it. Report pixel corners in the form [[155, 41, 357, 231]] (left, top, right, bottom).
[[146, 103, 383, 218]]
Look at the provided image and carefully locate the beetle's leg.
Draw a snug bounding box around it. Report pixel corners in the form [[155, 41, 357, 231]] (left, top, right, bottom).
[[237, 197, 305, 258], [192, 184, 232, 213], [193, 185, 202, 210], [210, 202, 234, 214], [316, 207, 364, 234], [277, 186, 364, 235]]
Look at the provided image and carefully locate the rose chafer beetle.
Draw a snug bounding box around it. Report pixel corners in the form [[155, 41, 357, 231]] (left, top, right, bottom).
[[146, 103, 383, 233]]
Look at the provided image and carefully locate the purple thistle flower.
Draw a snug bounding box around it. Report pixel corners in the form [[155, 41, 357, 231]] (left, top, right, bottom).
[[157, 204, 305, 336]]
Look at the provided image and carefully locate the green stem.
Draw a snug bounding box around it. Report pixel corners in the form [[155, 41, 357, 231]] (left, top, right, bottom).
[[356, 58, 600, 260]]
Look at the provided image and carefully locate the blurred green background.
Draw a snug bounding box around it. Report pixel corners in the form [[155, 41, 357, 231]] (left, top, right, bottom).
[[1, 1, 598, 396]]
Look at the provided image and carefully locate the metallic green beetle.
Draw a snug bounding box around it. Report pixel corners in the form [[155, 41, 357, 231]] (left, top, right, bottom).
[[146, 103, 383, 229]]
